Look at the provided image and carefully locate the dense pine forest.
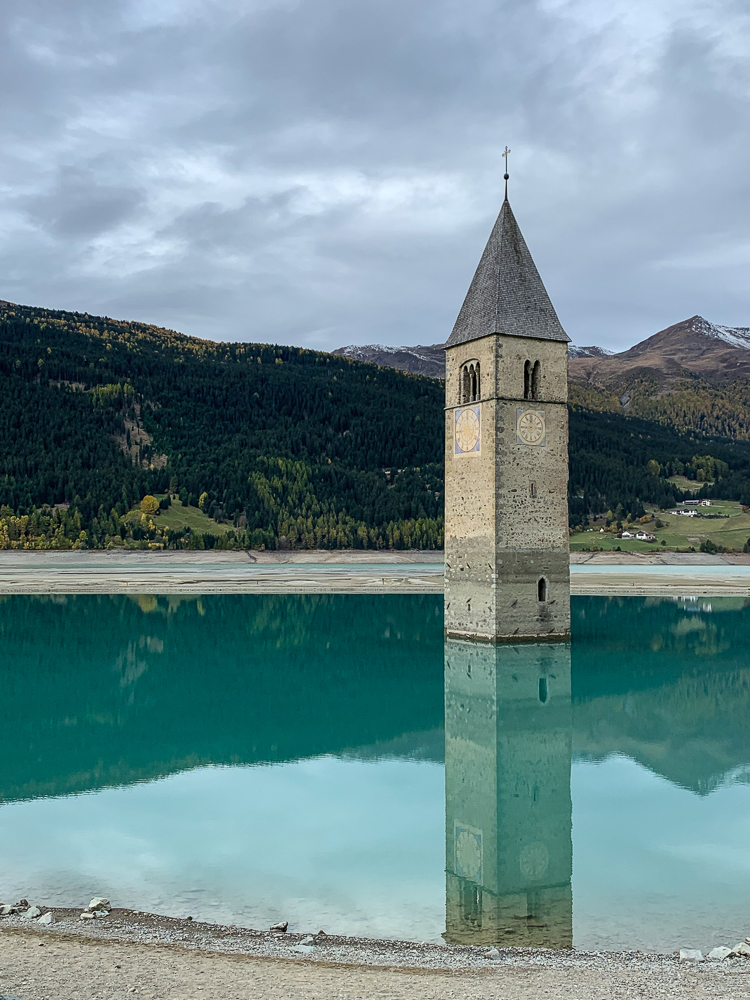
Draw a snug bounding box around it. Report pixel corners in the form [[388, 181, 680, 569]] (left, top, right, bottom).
[[2, 300, 749, 549], [569, 380, 750, 441]]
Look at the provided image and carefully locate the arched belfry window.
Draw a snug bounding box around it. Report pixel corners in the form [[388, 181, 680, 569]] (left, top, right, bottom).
[[460, 361, 481, 404], [537, 577, 547, 603], [524, 360, 541, 400]]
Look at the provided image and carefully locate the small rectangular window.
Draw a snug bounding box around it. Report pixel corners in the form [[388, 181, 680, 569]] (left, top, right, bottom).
[[530, 482, 537, 497]]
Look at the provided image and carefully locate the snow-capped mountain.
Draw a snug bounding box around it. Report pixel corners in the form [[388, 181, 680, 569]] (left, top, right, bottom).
[[332, 343, 445, 378], [568, 315, 750, 389], [691, 316, 750, 350], [334, 317, 750, 389], [334, 341, 614, 378], [568, 345, 614, 359]]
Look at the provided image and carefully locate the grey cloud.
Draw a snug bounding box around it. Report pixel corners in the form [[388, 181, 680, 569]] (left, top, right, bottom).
[[24, 168, 145, 239], [1, 0, 749, 351]]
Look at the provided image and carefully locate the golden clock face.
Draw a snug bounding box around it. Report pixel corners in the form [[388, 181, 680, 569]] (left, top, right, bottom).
[[455, 406, 481, 454], [517, 409, 546, 446]]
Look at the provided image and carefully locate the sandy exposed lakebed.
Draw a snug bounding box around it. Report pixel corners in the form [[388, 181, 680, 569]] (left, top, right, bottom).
[[1, 549, 750, 596]]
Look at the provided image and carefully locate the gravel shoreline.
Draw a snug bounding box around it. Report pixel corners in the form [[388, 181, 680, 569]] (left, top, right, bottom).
[[2, 909, 750, 1000], [0, 907, 745, 971]]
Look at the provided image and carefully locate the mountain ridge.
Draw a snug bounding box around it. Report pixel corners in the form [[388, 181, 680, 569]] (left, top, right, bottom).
[[335, 316, 750, 388], [332, 343, 446, 378], [568, 315, 750, 391], [333, 340, 613, 376]]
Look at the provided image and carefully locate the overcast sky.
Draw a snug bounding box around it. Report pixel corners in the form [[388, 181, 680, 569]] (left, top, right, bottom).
[[1, 0, 749, 352]]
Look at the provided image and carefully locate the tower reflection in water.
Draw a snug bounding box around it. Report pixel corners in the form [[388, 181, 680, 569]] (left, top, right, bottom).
[[444, 640, 572, 948]]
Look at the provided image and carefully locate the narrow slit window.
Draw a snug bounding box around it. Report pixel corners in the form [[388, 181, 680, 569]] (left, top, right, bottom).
[[530, 482, 537, 498], [537, 577, 547, 602], [523, 359, 531, 399]]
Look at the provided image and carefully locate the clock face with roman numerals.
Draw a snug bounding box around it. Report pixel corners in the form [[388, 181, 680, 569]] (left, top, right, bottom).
[[454, 406, 481, 455], [517, 409, 546, 446]]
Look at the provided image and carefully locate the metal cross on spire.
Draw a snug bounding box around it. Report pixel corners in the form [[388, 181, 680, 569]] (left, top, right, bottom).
[[502, 146, 511, 200]]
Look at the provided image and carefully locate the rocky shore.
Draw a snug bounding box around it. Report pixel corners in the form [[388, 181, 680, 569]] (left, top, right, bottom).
[[2, 905, 750, 1000]]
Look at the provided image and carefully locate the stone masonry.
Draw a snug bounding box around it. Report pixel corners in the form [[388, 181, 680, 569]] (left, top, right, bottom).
[[444, 198, 571, 641]]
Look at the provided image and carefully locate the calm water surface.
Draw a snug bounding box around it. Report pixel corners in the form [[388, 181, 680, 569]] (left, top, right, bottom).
[[1, 593, 750, 952]]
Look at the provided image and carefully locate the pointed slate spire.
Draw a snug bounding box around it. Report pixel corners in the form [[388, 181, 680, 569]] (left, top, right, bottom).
[[446, 199, 569, 348]]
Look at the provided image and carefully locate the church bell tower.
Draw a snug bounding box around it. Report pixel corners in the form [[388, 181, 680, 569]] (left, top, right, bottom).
[[444, 190, 570, 641]]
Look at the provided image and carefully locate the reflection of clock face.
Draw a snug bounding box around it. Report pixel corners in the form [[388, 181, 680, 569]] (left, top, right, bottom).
[[519, 841, 549, 880], [455, 828, 482, 880], [517, 409, 546, 446], [455, 407, 480, 454]]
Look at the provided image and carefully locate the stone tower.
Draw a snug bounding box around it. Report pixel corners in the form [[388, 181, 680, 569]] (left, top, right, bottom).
[[444, 639, 572, 948], [444, 196, 570, 641]]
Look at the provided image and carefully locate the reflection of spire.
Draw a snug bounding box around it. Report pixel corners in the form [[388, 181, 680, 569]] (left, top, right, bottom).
[[444, 640, 572, 948]]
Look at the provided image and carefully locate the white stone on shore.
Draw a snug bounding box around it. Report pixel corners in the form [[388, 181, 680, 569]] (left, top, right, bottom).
[[38, 912, 55, 926], [679, 949, 703, 962], [707, 946, 732, 961], [486, 947, 500, 958], [88, 897, 111, 912], [270, 921, 288, 932], [23, 906, 42, 919], [79, 911, 96, 920], [299, 936, 314, 945], [732, 942, 750, 957], [0, 904, 13, 916]]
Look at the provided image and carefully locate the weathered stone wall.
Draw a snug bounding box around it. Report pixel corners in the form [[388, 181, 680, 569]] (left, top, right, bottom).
[[445, 333, 570, 640], [444, 334, 498, 637]]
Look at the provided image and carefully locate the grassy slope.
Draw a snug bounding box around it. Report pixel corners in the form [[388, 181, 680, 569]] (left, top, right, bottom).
[[570, 499, 750, 551], [666, 474, 714, 492], [126, 498, 233, 535]]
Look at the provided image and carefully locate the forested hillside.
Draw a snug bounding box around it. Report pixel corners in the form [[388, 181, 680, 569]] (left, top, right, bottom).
[[0, 301, 443, 549], [566, 406, 750, 526], [569, 380, 750, 441], [2, 300, 749, 549]]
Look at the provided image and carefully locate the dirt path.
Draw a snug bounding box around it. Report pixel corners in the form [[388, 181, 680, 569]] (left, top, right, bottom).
[[2, 926, 750, 1000]]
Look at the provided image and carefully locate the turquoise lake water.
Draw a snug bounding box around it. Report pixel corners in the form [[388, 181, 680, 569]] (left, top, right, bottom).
[[2, 593, 750, 952]]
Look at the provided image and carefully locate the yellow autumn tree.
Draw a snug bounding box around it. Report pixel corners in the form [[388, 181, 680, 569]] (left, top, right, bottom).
[[140, 495, 160, 515]]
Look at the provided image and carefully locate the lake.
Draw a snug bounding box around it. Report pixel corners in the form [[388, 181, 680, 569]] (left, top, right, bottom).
[[1, 593, 749, 953]]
